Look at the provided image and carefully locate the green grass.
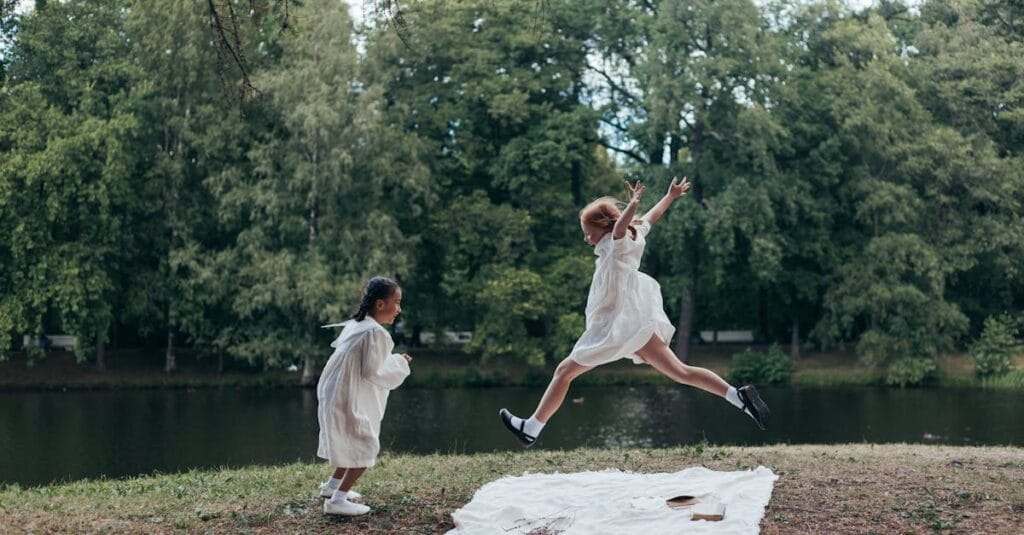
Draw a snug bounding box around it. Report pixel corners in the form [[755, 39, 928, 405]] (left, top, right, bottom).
[[2, 445, 1023, 533]]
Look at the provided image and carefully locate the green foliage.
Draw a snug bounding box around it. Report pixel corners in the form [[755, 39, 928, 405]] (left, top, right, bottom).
[[970, 314, 1020, 378], [551, 312, 585, 361], [981, 368, 1024, 389], [0, 0, 141, 362], [885, 357, 937, 387], [729, 345, 794, 385], [1, 0, 1024, 382], [466, 266, 549, 366]]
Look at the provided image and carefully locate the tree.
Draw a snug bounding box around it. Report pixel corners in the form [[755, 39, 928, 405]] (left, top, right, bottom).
[[0, 0, 141, 367], [207, 0, 429, 383], [587, 0, 786, 360], [913, 0, 1024, 330], [122, 1, 241, 373], [360, 0, 616, 365]]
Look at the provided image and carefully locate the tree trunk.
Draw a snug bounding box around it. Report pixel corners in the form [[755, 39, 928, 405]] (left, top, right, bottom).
[[675, 286, 695, 362], [648, 144, 664, 167], [217, 351, 224, 374], [674, 180, 703, 362], [570, 159, 583, 206], [95, 335, 106, 372], [165, 329, 176, 374], [668, 133, 682, 168], [759, 288, 769, 343], [674, 102, 707, 362], [300, 355, 317, 386], [790, 317, 801, 361], [412, 324, 422, 347], [300, 329, 317, 386]]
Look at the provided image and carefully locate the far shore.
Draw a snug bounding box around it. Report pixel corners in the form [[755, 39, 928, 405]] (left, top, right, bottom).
[[1, 346, 1020, 391]]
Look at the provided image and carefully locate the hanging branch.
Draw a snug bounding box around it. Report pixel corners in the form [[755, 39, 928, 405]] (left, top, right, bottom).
[[207, 0, 412, 103], [208, 0, 259, 102]]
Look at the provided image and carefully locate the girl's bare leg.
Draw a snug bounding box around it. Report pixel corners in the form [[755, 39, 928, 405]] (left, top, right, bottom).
[[532, 357, 593, 422], [331, 467, 346, 480], [339, 467, 366, 492], [635, 335, 730, 397]]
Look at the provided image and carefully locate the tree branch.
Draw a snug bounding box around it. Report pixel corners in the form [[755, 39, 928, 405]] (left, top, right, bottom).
[[587, 63, 641, 105], [207, 0, 259, 101], [600, 117, 631, 134], [598, 139, 649, 164]]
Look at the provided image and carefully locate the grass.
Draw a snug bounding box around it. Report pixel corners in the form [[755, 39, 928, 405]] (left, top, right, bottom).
[[1, 445, 1022, 533], [2, 346, 1023, 391]]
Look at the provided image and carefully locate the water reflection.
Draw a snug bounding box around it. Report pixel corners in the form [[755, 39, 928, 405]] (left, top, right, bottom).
[[1, 386, 1022, 486]]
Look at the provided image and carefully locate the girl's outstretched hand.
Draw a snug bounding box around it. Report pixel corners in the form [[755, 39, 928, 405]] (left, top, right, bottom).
[[667, 176, 691, 199], [402, 353, 413, 364], [625, 180, 646, 204]]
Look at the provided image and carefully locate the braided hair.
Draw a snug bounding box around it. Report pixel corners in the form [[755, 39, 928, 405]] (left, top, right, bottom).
[[351, 276, 400, 321], [580, 197, 638, 240]]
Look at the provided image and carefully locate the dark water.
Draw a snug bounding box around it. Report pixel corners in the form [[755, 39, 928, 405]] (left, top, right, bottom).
[[2, 386, 1022, 487]]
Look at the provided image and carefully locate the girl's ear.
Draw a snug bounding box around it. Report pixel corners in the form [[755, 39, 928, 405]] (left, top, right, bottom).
[[375, 299, 385, 310]]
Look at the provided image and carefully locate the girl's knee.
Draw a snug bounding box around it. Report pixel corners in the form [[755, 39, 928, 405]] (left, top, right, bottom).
[[554, 358, 584, 381]]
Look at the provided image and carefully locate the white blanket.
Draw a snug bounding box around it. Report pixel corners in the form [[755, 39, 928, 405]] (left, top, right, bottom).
[[449, 466, 777, 534]]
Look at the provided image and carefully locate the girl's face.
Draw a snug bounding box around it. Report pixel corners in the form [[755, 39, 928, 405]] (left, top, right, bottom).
[[580, 219, 609, 247], [371, 288, 403, 325]]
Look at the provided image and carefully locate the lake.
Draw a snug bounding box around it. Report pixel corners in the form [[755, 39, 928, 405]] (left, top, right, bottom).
[[2, 385, 1022, 487]]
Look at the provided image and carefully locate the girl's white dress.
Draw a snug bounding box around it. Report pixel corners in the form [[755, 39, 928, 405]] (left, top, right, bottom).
[[317, 317, 410, 468], [568, 219, 675, 366]]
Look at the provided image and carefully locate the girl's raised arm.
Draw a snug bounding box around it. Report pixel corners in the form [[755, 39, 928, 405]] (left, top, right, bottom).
[[642, 176, 690, 226], [613, 180, 645, 239]]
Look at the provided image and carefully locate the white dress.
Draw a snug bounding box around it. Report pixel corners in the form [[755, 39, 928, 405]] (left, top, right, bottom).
[[316, 317, 410, 468], [568, 220, 675, 366]]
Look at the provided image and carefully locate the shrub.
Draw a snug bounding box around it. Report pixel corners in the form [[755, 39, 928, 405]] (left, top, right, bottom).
[[729, 345, 793, 385], [970, 314, 1019, 378], [981, 369, 1024, 389], [550, 312, 585, 360], [885, 357, 937, 387]]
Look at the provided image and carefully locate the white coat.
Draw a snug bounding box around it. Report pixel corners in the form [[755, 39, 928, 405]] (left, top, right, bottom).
[[316, 317, 410, 468]]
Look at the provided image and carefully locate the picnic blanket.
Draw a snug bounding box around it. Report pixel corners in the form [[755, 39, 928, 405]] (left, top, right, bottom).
[[449, 466, 777, 534]]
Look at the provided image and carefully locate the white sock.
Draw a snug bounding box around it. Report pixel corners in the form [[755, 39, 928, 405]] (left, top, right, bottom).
[[325, 478, 342, 489], [510, 415, 545, 437], [524, 416, 545, 437], [330, 489, 349, 502], [725, 387, 745, 410]]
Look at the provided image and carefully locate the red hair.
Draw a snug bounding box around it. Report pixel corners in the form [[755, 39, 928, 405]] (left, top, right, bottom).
[[580, 197, 639, 239]]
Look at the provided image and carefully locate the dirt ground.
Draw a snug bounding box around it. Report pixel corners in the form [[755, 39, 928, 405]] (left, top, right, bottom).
[[3, 444, 1023, 533]]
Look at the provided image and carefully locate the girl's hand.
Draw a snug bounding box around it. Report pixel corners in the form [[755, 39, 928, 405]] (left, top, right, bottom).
[[402, 353, 413, 364], [667, 176, 691, 199], [624, 180, 646, 204]]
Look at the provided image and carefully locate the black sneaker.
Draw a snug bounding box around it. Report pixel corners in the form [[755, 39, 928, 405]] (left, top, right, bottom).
[[499, 408, 538, 448], [737, 385, 770, 430]]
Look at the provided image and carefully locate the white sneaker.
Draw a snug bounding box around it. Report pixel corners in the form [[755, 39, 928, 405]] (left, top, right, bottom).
[[317, 483, 362, 500], [323, 497, 370, 516]]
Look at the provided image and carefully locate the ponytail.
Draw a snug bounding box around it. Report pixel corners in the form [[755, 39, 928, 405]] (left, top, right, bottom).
[[580, 197, 639, 239], [351, 276, 400, 321]]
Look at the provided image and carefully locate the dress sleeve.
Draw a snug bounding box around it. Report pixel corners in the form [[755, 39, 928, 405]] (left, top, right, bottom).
[[362, 329, 411, 390], [635, 219, 652, 238]]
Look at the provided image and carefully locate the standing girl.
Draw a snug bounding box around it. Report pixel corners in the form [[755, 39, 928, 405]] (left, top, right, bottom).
[[500, 178, 769, 447], [316, 276, 412, 516]]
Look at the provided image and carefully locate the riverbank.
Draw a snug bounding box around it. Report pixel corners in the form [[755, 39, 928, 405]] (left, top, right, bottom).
[[1, 444, 1021, 533], [1, 347, 1021, 391]]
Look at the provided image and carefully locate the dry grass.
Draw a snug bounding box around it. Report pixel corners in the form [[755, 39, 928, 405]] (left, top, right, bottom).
[[2, 444, 1022, 533]]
